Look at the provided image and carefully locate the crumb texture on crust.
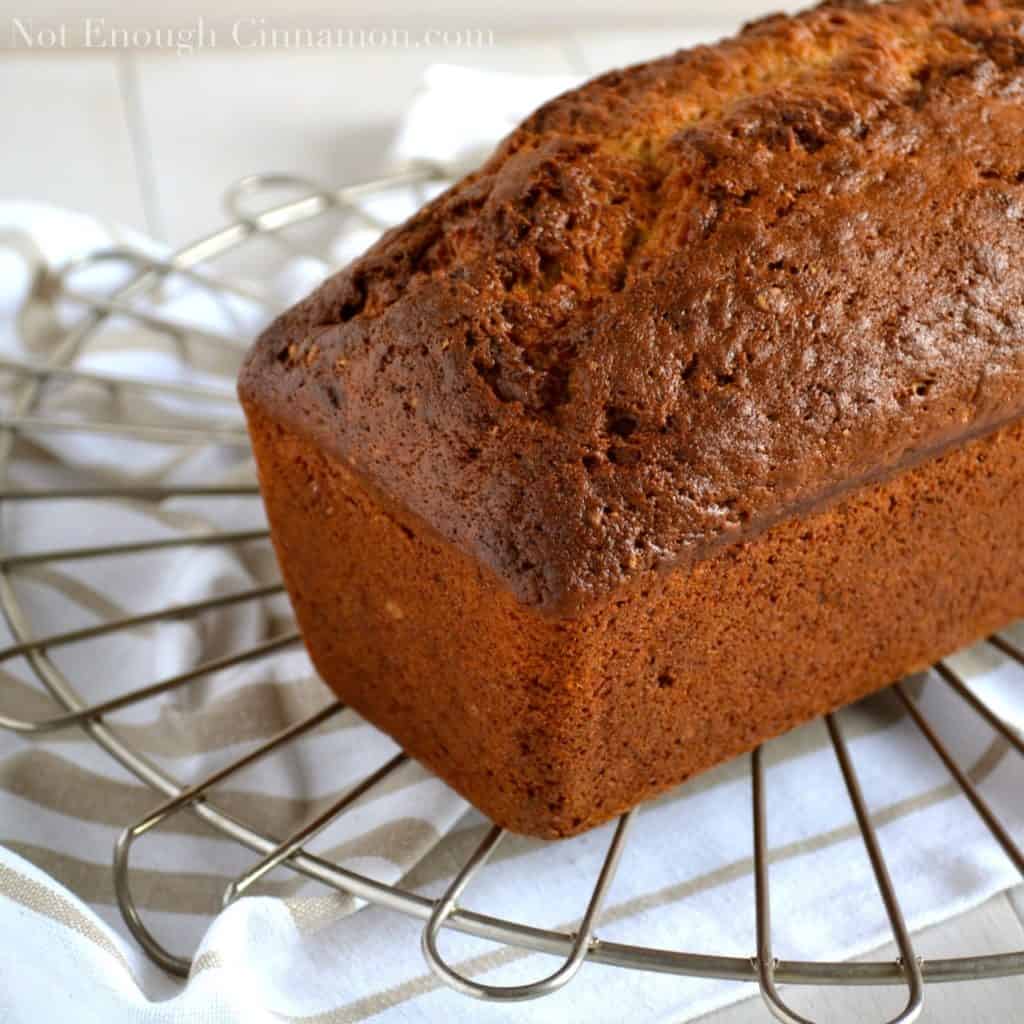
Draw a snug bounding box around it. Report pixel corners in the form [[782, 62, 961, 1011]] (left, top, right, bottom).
[[240, 0, 1024, 614]]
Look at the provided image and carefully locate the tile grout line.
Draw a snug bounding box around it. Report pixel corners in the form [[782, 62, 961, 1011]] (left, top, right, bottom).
[[558, 32, 592, 77], [1005, 887, 1024, 931], [114, 53, 165, 242]]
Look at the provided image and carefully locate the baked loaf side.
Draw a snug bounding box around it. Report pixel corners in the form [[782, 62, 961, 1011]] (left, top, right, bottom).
[[240, 0, 1024, 615], [247, 404, 1024, 836]]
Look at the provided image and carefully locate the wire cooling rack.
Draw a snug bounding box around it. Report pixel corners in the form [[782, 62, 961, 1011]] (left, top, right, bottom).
[[0, 166, 1022, 1024]]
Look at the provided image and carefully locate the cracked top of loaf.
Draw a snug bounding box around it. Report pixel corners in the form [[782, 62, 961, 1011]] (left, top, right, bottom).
[[240, 0, 1024, 616]]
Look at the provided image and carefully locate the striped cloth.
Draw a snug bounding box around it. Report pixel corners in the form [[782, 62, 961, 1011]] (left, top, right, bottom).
[[2, 65, 1024, 1024]]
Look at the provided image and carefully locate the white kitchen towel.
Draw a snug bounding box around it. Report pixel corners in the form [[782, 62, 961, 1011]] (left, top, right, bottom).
[[1, 64, 1023, 1024]]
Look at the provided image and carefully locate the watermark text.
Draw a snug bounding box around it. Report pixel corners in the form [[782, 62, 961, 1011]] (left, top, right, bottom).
[[8, 17, 496, 55]]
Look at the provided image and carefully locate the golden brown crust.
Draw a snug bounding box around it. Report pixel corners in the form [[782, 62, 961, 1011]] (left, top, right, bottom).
[[240, 0, 1024, 615], [240, 0, 1024, 834]]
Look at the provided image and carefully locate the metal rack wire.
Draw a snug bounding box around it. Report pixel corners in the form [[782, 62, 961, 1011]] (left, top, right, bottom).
[[0, 166, 1022, 1023]]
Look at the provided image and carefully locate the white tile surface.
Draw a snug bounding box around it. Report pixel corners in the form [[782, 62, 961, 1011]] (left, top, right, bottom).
[[0, 54, 148, 231], [566, 0, 821, 75], [570, 25, 736, 74], [131, 40, 575, 245]]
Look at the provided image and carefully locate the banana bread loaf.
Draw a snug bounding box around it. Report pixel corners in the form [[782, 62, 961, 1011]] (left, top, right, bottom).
[[240, 0, 1024, 837]]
